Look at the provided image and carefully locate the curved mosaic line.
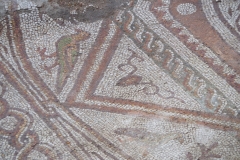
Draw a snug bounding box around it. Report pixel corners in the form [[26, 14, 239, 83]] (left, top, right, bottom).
[[0, 0, 240, 159]]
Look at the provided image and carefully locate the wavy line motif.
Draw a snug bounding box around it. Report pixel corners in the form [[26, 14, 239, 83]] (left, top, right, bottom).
[[143, 32, 154, 52], [183, 67, 194, 91], [193, 78, 206, 98], [123, 11, 134, 32], [113, 11, 238, 116], [162, 49, 174, 69], [127, 11, 135, 32], [172, 58, 183, 78], [135, 19, 144, 42]]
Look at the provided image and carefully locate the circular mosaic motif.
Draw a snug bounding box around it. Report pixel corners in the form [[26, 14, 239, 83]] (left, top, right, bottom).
[[177, 3, 197, 15]]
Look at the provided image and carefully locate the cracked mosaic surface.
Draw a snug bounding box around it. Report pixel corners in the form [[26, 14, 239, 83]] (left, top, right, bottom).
[[0, 0, 240, 159]]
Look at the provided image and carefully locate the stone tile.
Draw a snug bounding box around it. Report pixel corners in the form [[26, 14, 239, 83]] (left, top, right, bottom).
[[0, 0, 240, 159]]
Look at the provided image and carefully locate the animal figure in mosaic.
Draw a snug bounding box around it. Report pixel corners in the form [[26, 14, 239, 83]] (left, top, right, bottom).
[[115, 127, 183, 144], [38, 29, 90, 93], [115, 127, 183, 158], [55, 29, 89, 91], [114, 9, 237, 117], [0, 0, 240, 159], [116, 49, 185, 103]]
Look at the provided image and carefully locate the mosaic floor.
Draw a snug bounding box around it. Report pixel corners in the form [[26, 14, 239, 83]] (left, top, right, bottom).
[[0, 0, 240, 159]]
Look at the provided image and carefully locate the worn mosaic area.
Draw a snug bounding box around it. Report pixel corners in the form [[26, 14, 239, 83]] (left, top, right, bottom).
[[0, 0, 240, 159]]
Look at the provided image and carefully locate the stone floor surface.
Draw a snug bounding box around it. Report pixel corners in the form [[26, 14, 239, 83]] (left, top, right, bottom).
[[0, 0, 240, 159]]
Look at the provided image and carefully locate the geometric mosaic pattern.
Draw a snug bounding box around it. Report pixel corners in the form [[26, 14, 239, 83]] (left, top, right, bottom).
[[0, 0, 240, 159]]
